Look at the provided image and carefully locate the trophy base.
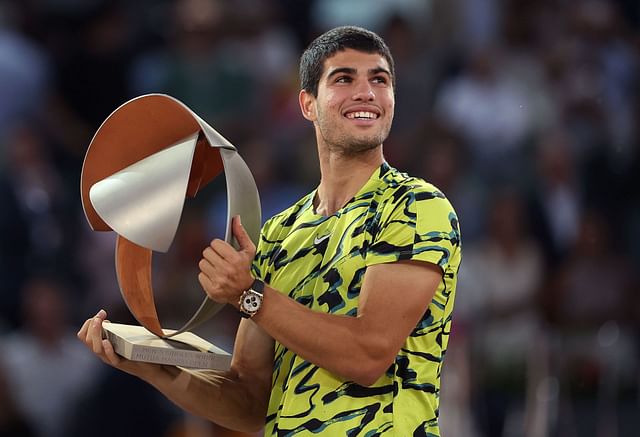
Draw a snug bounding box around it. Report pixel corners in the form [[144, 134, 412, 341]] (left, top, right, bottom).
[[102, 322, 232, 370]]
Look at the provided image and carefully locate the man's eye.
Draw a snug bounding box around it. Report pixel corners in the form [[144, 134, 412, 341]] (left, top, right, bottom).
[[336, 76, 351, 83], [372, 76, 388, 84]]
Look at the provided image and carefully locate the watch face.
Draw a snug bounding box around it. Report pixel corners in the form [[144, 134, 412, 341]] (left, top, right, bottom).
[[242, 291, 262, 313]]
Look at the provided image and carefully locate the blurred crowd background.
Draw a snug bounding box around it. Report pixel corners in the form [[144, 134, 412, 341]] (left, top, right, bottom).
[[0, 0, 639, 436]]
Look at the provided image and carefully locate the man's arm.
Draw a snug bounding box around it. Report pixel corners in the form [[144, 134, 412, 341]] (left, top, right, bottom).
[[200, 217, 441, 386], [254, 260, 441, 386], [77, 310, 274, 432]]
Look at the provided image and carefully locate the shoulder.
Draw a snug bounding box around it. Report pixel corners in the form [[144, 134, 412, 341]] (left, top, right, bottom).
[[375, 165, 461, 246], [365, 165, 462, 268], [377, 165, 454, 215]]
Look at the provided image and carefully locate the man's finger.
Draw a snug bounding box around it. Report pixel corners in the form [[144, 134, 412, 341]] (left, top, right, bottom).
[[90, 316, 104, 354], [232, 215, 255, 253], [199, 257, 216, 279], [198, 273, 224, 303], [203, 245, 229, 269], [102, 339, 122, 366], [198, 272, 217, 297], [77, 318, 91, 342], [208, 239, 239, 261]]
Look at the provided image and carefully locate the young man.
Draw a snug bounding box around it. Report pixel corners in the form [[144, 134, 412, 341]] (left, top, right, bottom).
[[79, 26, 462, 436]]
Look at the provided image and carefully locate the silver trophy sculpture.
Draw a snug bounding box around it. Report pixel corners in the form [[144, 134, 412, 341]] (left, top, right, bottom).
[[80, 94, 261, 369]]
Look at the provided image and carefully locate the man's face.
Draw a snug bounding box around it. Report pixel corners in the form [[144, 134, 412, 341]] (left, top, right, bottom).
[[300, 49, 395, 155]]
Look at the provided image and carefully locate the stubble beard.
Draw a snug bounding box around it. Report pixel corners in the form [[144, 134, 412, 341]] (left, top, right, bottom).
[[316, 110, 393, 156]]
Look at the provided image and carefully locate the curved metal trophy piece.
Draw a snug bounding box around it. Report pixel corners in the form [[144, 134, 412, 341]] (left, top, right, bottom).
[[80, 94, 261, 338]]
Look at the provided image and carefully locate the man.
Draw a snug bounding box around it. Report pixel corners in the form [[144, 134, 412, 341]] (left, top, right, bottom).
[[79, 26, 462, 436]]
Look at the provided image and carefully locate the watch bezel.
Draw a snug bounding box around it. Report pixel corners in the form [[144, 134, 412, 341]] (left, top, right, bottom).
[[239, 279, 264, 318]]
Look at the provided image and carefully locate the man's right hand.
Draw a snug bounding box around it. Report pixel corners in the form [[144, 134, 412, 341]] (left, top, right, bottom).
[[77, 308, 273, 432], [77, 309, 165, 381]]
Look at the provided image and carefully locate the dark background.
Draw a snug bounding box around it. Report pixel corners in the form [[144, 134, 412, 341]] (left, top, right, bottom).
[[0, 1, 638, 436]]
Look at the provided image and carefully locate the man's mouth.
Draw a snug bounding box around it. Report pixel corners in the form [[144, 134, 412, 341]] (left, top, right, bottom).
[[345, 111, 379, 120]]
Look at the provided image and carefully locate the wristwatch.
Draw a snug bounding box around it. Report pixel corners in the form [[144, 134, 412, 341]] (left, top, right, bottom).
[[239, 279, 264, 318]]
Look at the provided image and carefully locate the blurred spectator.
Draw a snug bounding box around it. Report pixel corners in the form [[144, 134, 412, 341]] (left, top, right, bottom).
[[548, 211, 634, 336], [0, 166, 29, 331], [51, 0, 134, 129], [0, 122, 79, 328], [571, 0, 637, 161], [626, 150, 640, 273], [73, 221, 120, 316], [540, 1, 638, 177], [130, 0, 260, 138], [2, 123, 69, 261], [527, 129, 583, 267], [0, 277, 99, 437], [0, 362, 35, 437], [223, 0, 299, 86], [455, 0, 501, 54], [215, 0, 305, 155], [310, 0, 430, 34], [34, 0, 136, 173], [434, 46, 540, 183], [0, 20, 50, 143], [545, 210, 637, 436], [457, 190, 545, 436], [381, 14, 448, 146]]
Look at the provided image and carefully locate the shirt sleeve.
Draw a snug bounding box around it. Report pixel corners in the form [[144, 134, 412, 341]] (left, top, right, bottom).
[[365, 183, 461, 272]]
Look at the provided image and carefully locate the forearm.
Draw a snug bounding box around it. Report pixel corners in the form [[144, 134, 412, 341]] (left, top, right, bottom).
[[79, 310, 271, 431], [252, 287, 391, 386], [143, 365, 267, 432]]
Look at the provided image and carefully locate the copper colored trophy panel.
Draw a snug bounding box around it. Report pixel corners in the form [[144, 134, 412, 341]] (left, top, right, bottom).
[[115, 235, 164, 337], [81, 94, 223, 232]]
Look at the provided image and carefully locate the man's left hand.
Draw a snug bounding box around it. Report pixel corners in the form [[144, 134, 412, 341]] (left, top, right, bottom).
[[198, 216, 256, 308]]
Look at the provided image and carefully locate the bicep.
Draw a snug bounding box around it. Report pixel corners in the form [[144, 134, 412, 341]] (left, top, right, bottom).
[[358, 260, 442, 353]]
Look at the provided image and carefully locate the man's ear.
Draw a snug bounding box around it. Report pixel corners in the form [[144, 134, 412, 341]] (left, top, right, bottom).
[[299, 90, 316, 121]]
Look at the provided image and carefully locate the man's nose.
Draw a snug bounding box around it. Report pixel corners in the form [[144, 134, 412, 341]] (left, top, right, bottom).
[[352, 80, 375, 101]]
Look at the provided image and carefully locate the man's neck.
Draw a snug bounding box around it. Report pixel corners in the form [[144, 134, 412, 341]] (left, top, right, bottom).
[[314, 147, 384, 216]]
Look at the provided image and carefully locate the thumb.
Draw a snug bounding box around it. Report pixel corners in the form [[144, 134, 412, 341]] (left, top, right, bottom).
[[232, 215, 255, 253]]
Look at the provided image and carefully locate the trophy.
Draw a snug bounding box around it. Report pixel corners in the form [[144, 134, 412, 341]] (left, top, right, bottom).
[[80, 94, 261, 369]]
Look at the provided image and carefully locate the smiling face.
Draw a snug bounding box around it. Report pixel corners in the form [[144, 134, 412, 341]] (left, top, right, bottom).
[[300, 49, 395, 156]]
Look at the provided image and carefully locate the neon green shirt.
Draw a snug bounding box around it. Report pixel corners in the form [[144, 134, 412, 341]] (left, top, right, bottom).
[[253, 163, 462, 436]]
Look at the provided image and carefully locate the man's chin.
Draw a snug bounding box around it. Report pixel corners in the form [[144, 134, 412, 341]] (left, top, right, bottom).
[[343, 132, 389, 153], [338, 141, 381, 156]]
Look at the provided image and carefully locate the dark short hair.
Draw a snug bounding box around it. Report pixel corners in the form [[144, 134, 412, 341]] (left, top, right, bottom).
[[299, 26, 395, 96]]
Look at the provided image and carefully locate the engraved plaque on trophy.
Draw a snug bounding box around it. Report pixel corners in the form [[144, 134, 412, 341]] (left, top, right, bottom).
[[80, 94, 261, 369]]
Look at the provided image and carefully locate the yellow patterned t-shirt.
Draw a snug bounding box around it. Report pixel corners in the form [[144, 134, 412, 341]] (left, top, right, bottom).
[[253, 162, 462, 436]]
